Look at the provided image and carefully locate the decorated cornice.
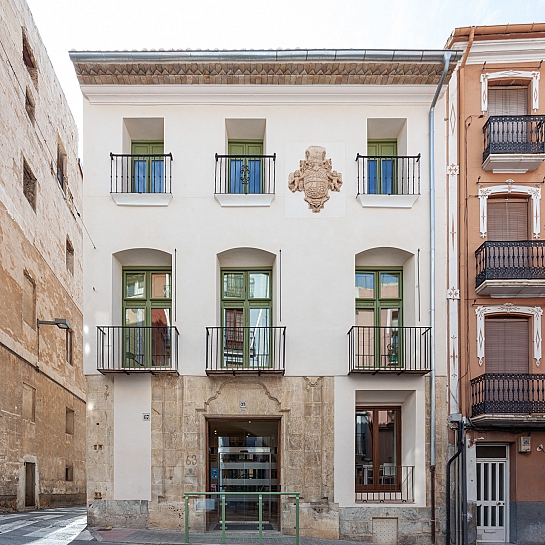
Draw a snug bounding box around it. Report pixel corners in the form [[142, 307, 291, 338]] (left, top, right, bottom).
[[69, 50, 459, 86]]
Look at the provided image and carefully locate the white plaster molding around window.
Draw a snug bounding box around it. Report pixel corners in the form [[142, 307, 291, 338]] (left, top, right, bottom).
[[475, 303, 543, 367], [480, 71, 540, 113], [478, 182, 541, 239]]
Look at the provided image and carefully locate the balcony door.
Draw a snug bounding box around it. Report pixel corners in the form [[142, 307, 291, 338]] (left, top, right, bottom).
[[367, 140, 397, 194], [476, 445, 509, 543], [221, 270, 271, 369], [124, 269, 172, 368], [228, 141, 263, 194], [488, 87, 529, 149], [487, 197, 529, 242], [131, 141, 165, 193], [355, 270, 402, 369]]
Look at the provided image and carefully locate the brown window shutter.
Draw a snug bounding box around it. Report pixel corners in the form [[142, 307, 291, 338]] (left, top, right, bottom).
[[485, 317, 529, 373], [487, 198, 528, 241], [488, 87, 528, 116]]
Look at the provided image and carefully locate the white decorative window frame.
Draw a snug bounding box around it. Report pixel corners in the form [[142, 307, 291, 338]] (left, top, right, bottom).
[[475, 303, 542, 367], [480, 70, 540, 113], [478, 182, 541, 239]]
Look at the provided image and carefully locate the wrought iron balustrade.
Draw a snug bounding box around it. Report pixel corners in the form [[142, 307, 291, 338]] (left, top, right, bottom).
[[355, 465, 414, 502], [97, 325, 179, 373], [475, 241, 545, 288], [215, 154, 276, 195], [110, 153, 173, 193], [206, 326, 285, 374], [355, 154, 421, 196], [483, 115, 545, 160], [348, 326, 431, 374], [471, 373, 545, 416]]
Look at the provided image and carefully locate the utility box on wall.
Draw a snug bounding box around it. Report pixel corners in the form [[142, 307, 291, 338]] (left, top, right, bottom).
[[519, 436, 531, 453]]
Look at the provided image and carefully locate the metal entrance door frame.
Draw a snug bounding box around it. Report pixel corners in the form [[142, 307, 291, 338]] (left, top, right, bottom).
[[476, 446, 509, 543]]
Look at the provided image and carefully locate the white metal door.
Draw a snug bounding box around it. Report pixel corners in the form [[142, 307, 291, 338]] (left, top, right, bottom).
[[476, 458, 508, 542]]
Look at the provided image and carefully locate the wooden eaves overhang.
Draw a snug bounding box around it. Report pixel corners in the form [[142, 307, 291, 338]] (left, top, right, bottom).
[[69, 49, 462, 86]]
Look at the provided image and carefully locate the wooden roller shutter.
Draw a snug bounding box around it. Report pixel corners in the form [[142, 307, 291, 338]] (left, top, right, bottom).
[[485, 317, 529, 373], [488, 87, 528, 116], [487, 198, 529, 241]]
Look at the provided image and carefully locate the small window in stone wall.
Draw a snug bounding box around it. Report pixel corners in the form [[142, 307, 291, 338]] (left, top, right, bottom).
[[22, 383, 36, 421], [66, 329, 73, 365], [22, 271, 36, 327], [22, 30, 38, 87], [66, 237, 74, 274], [65, 408, 74, 435], [57, 143, 66, 190], [25, 89, 35, 124], [65, 465, 73, 482], [23, 160, 37, 211]]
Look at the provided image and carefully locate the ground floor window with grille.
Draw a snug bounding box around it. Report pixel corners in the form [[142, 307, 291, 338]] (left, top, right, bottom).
[[355, 407, 411, 501]]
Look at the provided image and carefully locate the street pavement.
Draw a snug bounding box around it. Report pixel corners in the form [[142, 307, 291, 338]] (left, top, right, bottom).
[[0, 507, 373, 545]]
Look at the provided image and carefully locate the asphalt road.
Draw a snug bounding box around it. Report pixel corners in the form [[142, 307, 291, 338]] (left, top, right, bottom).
[[0, 506, 94, 545]]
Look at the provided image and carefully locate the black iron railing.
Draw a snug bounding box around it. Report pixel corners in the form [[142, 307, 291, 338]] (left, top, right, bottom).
[[110, 153, 173, 193], [215, 154, 276, 195], [471, 373, 545, 416], [355, 465, 414, 502], [475, 241, 545, 288], [97, 326, 179, 373], [355, 154, 421, 196], [348, 326, 431, 374], [206, 326, 285, 374], [483, 115, 545, 161]]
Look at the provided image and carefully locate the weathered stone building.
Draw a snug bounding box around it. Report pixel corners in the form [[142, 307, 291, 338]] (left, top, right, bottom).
[[0, 0, 85, 510], [71, 48, 461, 543]]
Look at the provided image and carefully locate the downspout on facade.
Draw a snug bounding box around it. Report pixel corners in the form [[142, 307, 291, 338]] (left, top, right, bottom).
[[429, 50, 453, 543]]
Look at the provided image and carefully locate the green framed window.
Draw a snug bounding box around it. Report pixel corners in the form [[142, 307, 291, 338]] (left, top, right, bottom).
[[221, 269, 272, 368], [123, 268, 172, 368], [367, 140, 397, 195], [131, 140, 165, 193], [228, 140, 263, 194], [355, 269, 403, 368]]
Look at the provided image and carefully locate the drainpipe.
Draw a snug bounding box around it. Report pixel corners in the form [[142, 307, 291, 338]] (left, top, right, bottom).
[[429, 50, 452, 543], [446, 418, 464, 545]]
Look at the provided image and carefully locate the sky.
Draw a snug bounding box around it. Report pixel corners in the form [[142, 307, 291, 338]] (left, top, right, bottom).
[[27, 0, 545, 158]]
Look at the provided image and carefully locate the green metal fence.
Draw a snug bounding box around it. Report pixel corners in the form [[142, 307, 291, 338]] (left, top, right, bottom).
[[183, 491, 300, 545]]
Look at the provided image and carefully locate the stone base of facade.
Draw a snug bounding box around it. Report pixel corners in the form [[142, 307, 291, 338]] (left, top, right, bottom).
[[340, 506, 446, 545], [88, 500, 149, 529]]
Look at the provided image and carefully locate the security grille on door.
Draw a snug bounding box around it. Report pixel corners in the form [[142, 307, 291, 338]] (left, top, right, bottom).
[[476, 445, 508, 543]]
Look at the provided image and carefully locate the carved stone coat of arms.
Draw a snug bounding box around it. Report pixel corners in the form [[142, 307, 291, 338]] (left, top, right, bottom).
[[288, 146, 342, 212]]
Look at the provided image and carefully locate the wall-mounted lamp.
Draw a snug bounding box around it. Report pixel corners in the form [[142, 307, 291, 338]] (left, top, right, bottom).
[[36, 317, 71, 369], [37, 318, 71, 330]]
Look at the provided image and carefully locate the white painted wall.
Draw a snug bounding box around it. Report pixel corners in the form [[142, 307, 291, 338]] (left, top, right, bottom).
[[113, 374, 151, 500]]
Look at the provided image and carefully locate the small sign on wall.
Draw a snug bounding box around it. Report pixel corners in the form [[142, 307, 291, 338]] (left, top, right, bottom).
[[142, 413, 150, 421], [239, 401, 246, 409]]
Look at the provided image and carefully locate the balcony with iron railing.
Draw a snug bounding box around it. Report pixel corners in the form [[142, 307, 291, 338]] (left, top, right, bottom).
[[214, 153, 276, 207], [97, 325, 179, 374], [110, 153, 173, 205], [348, 326, 431, 374], [475, 241, 545, 297], [355, 154, 420, 208], [355, 465, 414, 502], [206, 326, 285, 375], [470, 373, 545, 427], [482, 115, 545, 172]]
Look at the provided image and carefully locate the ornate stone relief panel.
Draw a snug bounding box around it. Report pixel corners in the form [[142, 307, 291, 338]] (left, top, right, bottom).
[[288, 146, 342, 213], [480, 70, 540, 112], [478, 182, 541, 238], [475, 303, 542, 366]]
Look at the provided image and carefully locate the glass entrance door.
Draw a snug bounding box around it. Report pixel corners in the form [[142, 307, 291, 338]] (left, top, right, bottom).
[[208, 420, 279, 531]]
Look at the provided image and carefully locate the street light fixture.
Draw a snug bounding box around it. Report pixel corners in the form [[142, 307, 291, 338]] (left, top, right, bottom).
[[37, 318, 71, 330]]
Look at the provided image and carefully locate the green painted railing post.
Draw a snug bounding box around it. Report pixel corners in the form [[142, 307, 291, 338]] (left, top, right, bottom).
[[258, 494, 263, 545], [221, 494, 226, 545], [295, 493, 300, 545], [184, 494, 189, 545]]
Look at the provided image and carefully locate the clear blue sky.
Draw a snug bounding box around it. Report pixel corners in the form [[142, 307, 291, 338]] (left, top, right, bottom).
[[27, 0, 545, 157]]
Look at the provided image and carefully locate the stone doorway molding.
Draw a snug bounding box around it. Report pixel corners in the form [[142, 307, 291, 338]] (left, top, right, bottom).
[[478, 181, 541, 238], [480, 70, 540, 112], [475, 303, 543, 366]]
